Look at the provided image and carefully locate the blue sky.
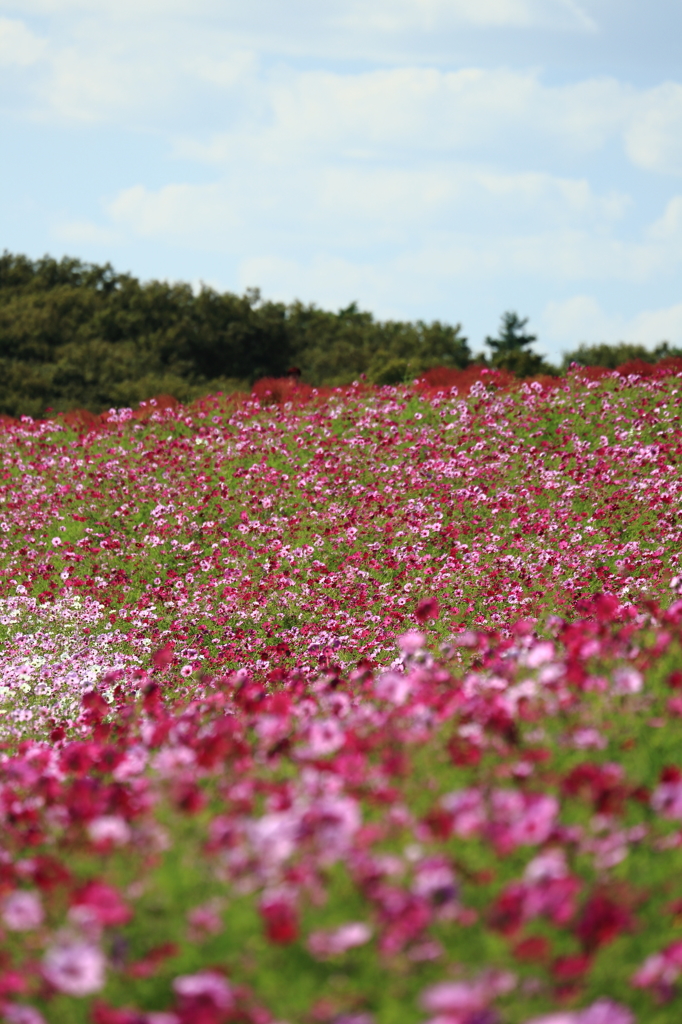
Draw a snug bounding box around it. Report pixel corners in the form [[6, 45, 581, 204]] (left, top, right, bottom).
[[1, 0, 681, 360]]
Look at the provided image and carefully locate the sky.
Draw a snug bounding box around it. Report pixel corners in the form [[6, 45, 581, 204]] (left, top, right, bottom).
[[1, 0, 681, 361]]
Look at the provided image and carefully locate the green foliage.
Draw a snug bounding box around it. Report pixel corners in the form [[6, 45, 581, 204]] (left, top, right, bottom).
[[285, 301, 471, 386], [486, 311, 537, 355], [0, 253, 297, 416], [491, 346, 555, 377], [561, 340, 682, 371], [0, 253, 471, 416], [11, 251, 680, 416], [485, 311, 556, 377]]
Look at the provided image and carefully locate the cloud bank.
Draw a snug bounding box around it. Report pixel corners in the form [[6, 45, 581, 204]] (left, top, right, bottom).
[[1, 0, 681, 356]]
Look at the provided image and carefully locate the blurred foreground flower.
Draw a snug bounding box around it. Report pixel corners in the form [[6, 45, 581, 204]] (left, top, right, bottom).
[[43, 939, 106, 996]]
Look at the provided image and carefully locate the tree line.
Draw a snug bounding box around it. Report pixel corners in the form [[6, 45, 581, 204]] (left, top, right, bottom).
[[0, 252, 679, 417]]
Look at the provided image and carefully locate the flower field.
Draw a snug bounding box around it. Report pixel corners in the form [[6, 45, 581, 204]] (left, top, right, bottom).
[[1, 367, 682, 1024]]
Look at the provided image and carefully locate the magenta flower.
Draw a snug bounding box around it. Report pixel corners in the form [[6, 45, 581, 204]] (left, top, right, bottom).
[[172, 970, 233, 1009]]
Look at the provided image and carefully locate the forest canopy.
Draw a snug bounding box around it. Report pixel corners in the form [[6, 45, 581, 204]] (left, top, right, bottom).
[[0, 252, 678, 416], [0, 252, 470, 416]]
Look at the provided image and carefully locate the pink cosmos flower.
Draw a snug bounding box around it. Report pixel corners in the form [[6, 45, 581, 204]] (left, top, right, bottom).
[[187, 901, 224, 939], [524, 642, 555, 668], [2, 890, 44, 931], [452, 631, 478, 648], [632, 951, 674, 988], [524, 1015, 580, 1024], [525, 1000, 633, 1024], [112, 744, 149, 780], [374, 671, 413, 706], [71, 880, 132, 927], [306, 718, 345, 756], [311, 794, 361, 855], [578, 1002, 634, 1024], [421, 979, 487, 1017], [151, 745, 195, 776], [506, 795, 559, 847], [490, 789, 525, 820], [398, 631, 426, 654], [441, 788, 487, 838], [612, 667, 642, 695], [172, 970, 233, 1009], [421, 971, 514, 1023], [652, 779, 682, 819], [307, 922, 372, 958], [332, 1016, 374, 1024], [571, 728, 607, 750], [43, 940, 106, 996], [412, 857, 458, 907], [2, 1007, 47, 1024], [87, 816, 131, 846], [526, 875, 580, 926], [408, 939, 444, 962], [490, 791, 559, 850], [524, 849, 568, 882], [249, 811, 298, 866], [632, 938, 682, 990]]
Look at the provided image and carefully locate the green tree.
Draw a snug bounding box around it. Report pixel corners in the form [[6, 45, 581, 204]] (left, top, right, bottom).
[[560, 341, 682, 371], [0, 251, 472, 414], [286, 302, 470, 386], [485, 311, 554, 377]]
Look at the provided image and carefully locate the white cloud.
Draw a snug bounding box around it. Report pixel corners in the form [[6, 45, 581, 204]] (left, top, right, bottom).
[[183, 50, 256, 89], [43, 46, 166, 121], [101, 165, 632, 250], [337, 0, 596, 32], [625, 83, 682, 175], [107, 183, 243, 241], [0, 17, 46, 65], [0, 5, 676, 186], [172, 68, 641, 170], [380, 231, 668, 285], [7, 16, 260, 122], [0, 0, 596, 29], [633, 303, 682, 344], [94, 168, 679, 322], [543, 295, 682, 347], [0, 0, 216, 15], [543, 295, 616, 343], [52, 218, 120, 245], [0, 0, 680, 354], [237, 248, 682, 341], [648, 196, 682, 241], [314, 166, 631, 238], [237, 254, 394, 313]]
